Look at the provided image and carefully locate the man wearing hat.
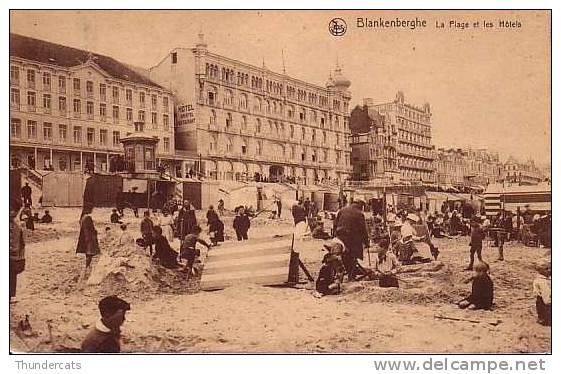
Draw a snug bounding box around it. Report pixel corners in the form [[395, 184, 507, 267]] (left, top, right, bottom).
[[333, 199, 369, 281], [81, 296, 131, 353]]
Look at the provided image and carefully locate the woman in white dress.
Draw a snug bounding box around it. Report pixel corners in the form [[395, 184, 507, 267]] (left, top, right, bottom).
[[159, 211, 175, 243]]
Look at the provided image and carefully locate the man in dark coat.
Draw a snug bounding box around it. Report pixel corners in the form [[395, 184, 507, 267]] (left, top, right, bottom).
[[276, 198, 282, 219], [333, 200, 369, 281], [177, 200, 198, 241], [140, 211, 154, 255], [21, 182, 32, 206], [291, 199, 307, 226], [233, 207, 251, 240]]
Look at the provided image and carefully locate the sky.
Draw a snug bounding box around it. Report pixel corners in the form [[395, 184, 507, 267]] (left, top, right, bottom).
[[10, 10, 551, 165]]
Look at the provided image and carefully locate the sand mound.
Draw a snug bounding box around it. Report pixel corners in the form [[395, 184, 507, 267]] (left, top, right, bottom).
[[24, 226, 62, 243], [86, 235, 195, 300]]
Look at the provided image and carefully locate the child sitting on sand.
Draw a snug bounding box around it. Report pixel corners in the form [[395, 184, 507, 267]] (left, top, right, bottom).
[[373, 239, 399, 288], [118, 224, 134, 246], [533, 261, 551, 326], [458, 261, 494, 310], [153, 225, 179, 269], [314, 242, 345, 298]]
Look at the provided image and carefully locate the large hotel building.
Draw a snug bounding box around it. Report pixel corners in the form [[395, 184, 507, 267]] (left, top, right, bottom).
[[149, 33, 353, 184], [350, 92, 435, 184], [9, 34, 183, 175]]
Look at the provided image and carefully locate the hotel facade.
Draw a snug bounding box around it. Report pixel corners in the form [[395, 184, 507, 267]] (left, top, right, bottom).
[[149, 34, 353, 185], [349, 92, 435, 185], [9, 34, 181, 176]]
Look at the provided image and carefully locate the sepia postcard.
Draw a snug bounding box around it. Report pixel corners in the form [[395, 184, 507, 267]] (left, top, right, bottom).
[[8, 9, 551, 358]]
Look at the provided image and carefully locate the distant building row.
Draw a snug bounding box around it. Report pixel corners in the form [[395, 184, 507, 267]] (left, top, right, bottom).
[[349, 94, 545, 187], [9, 33, 546, 187]]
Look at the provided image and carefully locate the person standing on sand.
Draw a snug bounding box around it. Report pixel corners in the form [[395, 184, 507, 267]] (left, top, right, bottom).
[[177, 200, 198, 241], [76, 203, 100, 270], [465, 216, 485, 270], [10, 205, 25, 303], [21, 182, 32, 206], [333, 200, 369, 281], [233, 207, 251, 241], [140, 211, 154, 255], [81, 296, 131, 353]]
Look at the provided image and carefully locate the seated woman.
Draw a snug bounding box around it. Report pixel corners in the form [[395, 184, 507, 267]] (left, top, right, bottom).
[[152, 225, 179, 269], [533, 261, 551, 326], [458, 261, 494, 310], [373, 239, 399, 288]]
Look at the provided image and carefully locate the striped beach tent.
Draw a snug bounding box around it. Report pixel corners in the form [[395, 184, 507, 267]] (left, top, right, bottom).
[[200, 237, 294, 291], [484, 183, 551, 216]]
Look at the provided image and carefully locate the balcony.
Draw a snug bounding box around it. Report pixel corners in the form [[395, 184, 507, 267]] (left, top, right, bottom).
[[28, 105, 37, 112], [27, 81, 35, 89], [73, 112, 81, 119]]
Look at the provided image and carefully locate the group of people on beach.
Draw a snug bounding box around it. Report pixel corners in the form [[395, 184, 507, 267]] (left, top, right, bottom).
[[296, 196, 550, 329], [9, 190, 551, 353]]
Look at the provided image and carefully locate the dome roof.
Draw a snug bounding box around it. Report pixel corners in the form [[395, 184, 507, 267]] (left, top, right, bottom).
[[325, 75, 335, 88], [333, 66, 351, 89]]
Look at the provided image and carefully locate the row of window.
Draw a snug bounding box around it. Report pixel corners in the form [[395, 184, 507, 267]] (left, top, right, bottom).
[[10, 118, 171, 152], [204, 63, 335, 108], [10, 66, 169, 111], [399, 143, 433, 159], [397, 117, 430, 136], [401, 169, 433, 181], [207, 135, 346, 164], [398, 155, 433, 171], [398, 129, 431, 146], [207, 89, 347, 128], [11, 89, 171, 130], [211, 111, 347, 146], [397, 106, 430, 123]]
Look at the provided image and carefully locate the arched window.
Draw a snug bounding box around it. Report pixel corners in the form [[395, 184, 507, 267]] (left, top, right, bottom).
[[224, 90, 233, 106], [226, 137, 233, 152], [239, 93, 247, 109], [207, 85, 218, 106], [256, 118, 261, 133], [254, 96, 262, 112]]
